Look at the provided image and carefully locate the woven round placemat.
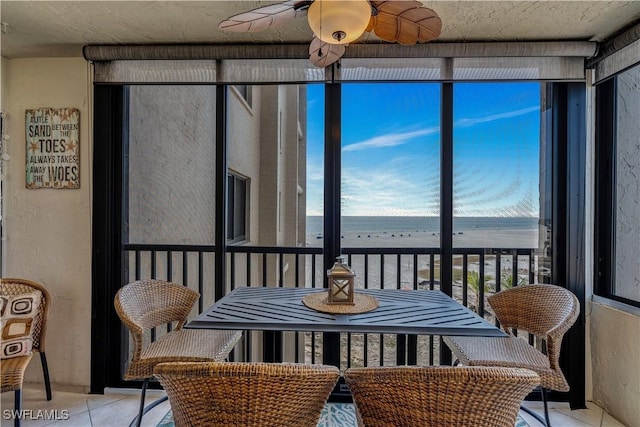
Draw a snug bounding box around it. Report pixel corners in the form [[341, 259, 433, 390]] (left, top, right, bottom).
[[302, 292, 379, 314]]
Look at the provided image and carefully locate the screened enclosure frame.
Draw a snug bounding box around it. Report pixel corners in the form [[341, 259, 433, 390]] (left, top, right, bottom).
[[594, 69, 640, 309], [89, 47, 587, 409]]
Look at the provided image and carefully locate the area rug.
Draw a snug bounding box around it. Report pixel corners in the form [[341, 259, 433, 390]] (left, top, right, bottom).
[[158, 403, 529, 426]]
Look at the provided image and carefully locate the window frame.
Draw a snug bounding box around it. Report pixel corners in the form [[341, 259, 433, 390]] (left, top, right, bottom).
[[226, 172, 249, 244], [91, 80, 587, 409], [594, 67, 640, 308], [233, 84, 253, 110]]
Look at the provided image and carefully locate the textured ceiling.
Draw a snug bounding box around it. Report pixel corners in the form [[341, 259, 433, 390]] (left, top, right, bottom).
[[2, 1, 640, 58]]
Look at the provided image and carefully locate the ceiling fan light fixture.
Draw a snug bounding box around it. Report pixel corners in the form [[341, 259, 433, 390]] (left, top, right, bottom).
[[307, 0, 371, 45]]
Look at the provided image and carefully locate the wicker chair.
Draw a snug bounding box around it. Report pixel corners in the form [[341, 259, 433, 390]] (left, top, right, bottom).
[[344, 366, 540, 427], [154, 362, 340, 427], [1, 355, 33, 427], [114, 280, 243, 427], [0, 278, 52, 401], [443, 283, 580, 427]]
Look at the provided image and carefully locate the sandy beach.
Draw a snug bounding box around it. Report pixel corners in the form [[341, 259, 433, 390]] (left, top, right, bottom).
[[308, 227, 539, 249], [305, 228, 543, 290], [300, 226, 544, 366]]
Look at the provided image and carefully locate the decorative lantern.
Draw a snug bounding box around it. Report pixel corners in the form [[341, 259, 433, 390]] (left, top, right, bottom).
[[327, 256, 355, 305]]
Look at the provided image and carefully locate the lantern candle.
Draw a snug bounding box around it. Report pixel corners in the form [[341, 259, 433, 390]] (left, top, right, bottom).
[[327, 256, 356, 305]]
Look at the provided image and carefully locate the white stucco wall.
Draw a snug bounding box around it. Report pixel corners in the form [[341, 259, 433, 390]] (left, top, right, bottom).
[[590, 300, 640, 427], [1, 57, 91, 386]]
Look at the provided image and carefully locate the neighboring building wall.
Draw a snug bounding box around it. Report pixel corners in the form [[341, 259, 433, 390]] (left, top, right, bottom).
[[257, 84, 306, 284], [1, 57, 91, 386], [282, 85, 302, 249], [297, 86, 308, 249], [258, 85, 281, 250], [227, 85, 263, 291], [225, 84, 307, 361], [127, 85, 218, 307], [128, 86, 217, 246], [124, 83, 306, 363], [228, 85, 262, 247]]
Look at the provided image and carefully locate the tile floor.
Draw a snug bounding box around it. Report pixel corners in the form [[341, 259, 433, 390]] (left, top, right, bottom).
[[1, 382, 628, 427]]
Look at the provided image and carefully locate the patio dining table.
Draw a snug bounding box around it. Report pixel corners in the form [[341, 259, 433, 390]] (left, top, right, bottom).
[[186, 286, 505, 337]]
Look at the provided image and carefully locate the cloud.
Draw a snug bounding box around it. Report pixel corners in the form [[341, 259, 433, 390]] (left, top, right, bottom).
[[455, 106, 538, 128], [341, 105, 537, 153], [306, 161, 324, 181], [342, 127, 439, 152], [341, 163, 439, 216]]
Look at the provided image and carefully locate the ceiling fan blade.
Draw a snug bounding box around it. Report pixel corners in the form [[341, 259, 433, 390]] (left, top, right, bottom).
[[218, 1, 306, 33], [365, 14, 376, 33], [370, 1, 442, 45], [309, 37, 346, 68]]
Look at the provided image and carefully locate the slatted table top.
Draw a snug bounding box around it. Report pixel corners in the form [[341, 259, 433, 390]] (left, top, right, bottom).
[[186, 287, 505, 337]]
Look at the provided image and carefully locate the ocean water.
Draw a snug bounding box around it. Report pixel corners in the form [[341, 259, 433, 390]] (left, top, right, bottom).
[[306, 216, 538, 235]]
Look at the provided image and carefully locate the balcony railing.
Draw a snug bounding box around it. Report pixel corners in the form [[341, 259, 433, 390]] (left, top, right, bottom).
[[123, 244, 544, 369]]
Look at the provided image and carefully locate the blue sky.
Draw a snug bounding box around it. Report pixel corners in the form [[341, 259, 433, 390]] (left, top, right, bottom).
[[306, 82, 540, 217]]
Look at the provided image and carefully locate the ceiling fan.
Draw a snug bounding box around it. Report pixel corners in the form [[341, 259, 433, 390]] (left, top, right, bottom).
[[218, 0, 442, 67]]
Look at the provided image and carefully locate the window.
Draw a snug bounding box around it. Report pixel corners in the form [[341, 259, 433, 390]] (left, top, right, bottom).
[[595, 62, 640, 307], [227, 173, 248, 243], [234, 85, 252, 108]]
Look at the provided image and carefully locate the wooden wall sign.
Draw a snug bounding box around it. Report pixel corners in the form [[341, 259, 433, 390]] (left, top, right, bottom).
[[25, 108, 80, 189]]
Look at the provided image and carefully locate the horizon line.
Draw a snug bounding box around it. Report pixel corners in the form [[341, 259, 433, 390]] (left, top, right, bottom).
[[306, 215, 539, 218]]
